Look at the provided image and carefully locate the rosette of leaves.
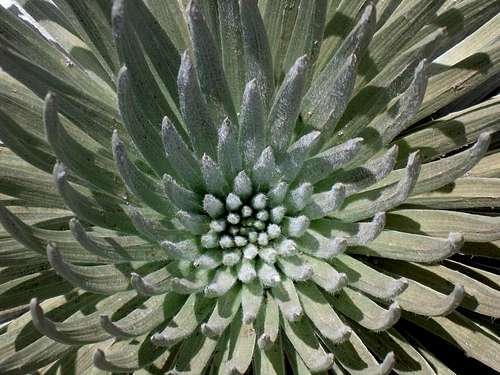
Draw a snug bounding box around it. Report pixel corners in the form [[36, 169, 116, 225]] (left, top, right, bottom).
[[1, 0, 500, 374]]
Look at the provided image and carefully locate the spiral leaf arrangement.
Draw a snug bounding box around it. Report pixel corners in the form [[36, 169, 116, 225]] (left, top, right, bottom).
[[0, 0, 500, 374]]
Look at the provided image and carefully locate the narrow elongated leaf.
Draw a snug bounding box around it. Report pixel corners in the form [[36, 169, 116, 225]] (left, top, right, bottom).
[[303, 53, 357, 134], [151, 293, 214, 347], [329, 288, 401, 332], [296, 229, 347, 259], [311, 213, 386, 246], [349, 230, 463, 263], [252, 147, 277, 190], [375, 259, 500, 318], [201, 154, 230, 196], [255, 292, 280, 350], [47, 243, 131, 294], [427, 261, 500, 318], [317, 1, 376, 75], [467, 152, 500, 178], [0, 73, 56, 173], [53, 162, 135, 233], [163, 174, 203, 213], [169, 330, 218, 375], [396, 279, 464, 317], [254, 334, 286, 375], [100, 293, 185, 339], [355, 61, 429, 155], [416, 25, 500, 124], [29, 291, 137, 345], [332, 255, 408, 300], [335, 153, 421, 222], [354, 327, 436, 375], [295, 137, 364, 185], [112, 131, 175, 217], [178, 51, 218, 159], [217, 0, 246, 107], [406, 177, 500, 209], [303, 183, 346, 220], [281, 313, 334, 373], [324, 145, 398, 196], [386, 209, 500, 242], [223, 312, 256, 375], [116, 67, 171, 176], [278, 131, 320, 182], [300, 254, 348, 294], [0, 6, 120, 148], [296, 282, 351, 344], [217, 119, 242, 182], [240, 0, 275, 111], [130, 268, 172, 296], [201, 286, 241, 338], [204, 267, 238, 298], [358, 0, 443, 83], [336, 29, 440, 148], [0, 335, 73, 375], [44, 93, 121, 195], [94, 334, 172, 372], [283, 334, 326, 375], [271, 277, 303, 322], [161, 116, 204, 191], [405, 312, 500, 372], [187, 0, 236, 125], [393, 95, 500, 165], [142, 0, 190, 52], [112, 0, 181, 126], [239, 79, 266, 170], [45, 0, 118, 79], [282, 0, 328, 77], [0, 268, 71, 310], [371, 133, 490, 195], [268, 55, 308, 156], [69, 218, 166, 262]]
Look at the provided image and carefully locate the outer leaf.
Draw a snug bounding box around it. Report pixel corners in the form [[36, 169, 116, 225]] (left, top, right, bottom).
[[217, 0, 246, 107], [112, 0, 181, 126], [329, 288, 401, 332], [187, 0, 237, 125], [281, 314, 334, 373], [349, 230, 463, 263], [178, 51, 218, 159], [386, 209, 500, 242], [47, 243, 132, 294], [406, 177, 500, 209], [240, 0, 275, 111], [405, 312, 500, 372]]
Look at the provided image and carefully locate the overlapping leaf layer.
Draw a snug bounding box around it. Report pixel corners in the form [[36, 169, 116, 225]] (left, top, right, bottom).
[[0, 0, 499, 374]]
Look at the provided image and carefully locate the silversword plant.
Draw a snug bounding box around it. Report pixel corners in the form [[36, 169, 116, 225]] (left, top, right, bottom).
[[0, 0, 499, 374]]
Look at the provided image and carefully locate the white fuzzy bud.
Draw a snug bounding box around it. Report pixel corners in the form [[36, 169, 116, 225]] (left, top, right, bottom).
[[267, 224, 281, 239], [210, 219, 226, 232], [226, 192, 242, 211], [252, 193, 267, 210], [248, 231, 258, 243], [233, 171, 252, 199], [257, 233, 269, 246], [234, 236, 248, 247], [227, 213, 240, 225], [243, 244, 258, 259], [256, 210, 269, 221], [219, 235, 235, 249], [270, 206, 286, 224], [241, 205, 253, 217], [201, 232, 219, 248], [203, 195, 224, 218], [253, 220, 266, 230]]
